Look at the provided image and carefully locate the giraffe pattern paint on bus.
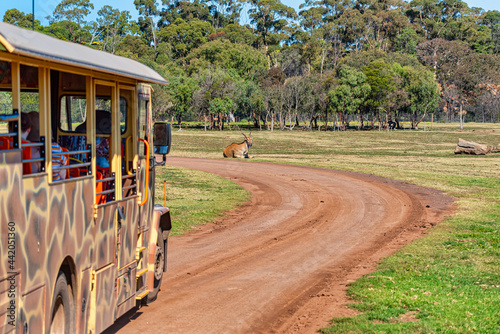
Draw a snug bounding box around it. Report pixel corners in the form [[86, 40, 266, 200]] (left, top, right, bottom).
[[0, 22, 172, 334]]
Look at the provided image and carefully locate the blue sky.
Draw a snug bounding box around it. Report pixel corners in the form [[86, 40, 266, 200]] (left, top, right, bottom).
[[0, 0, 498, 26]]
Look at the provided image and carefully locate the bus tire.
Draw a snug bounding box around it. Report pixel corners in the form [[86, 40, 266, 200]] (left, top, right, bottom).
[[50, 271, 74, 334], [147, 228, 164, 303]]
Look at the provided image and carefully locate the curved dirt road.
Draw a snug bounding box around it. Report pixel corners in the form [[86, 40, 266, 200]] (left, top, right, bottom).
[[108, 157, 454, 334]]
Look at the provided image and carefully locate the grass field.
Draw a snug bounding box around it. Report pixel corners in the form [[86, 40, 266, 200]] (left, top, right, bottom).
[[157, 123, 500, 333]]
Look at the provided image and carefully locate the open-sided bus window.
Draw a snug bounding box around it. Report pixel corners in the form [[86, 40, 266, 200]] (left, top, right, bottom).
[[138, 97, 147, 156], [60, 96, 87, 132], [60, 96, 127, 134], [20, 65, 41, 175], [0, 62, 43, 175], [0, 61, 13, 149]]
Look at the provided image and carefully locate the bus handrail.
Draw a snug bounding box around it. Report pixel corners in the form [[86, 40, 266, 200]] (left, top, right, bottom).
[[23, 157, 45, 163], [21, 142, 44, 148], [52, 149, 91, 156], [122, 173, 136, 180], [125, 136, 133, 175], [138, 138, 149, 207], [0, 114, 19, 122], [97, 176, 115, 183], [53, 162, 91, 170], [96, 189, 115, 196], [1, 132, 19, 137]]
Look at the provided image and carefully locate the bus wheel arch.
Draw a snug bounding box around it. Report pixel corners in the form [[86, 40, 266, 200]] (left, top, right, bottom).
[[147, 226, 165, 303], [50, 258, 76, 333], [147, 207, 171, 303]]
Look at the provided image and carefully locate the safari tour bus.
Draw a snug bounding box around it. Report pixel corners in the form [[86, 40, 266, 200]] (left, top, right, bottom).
[[0, 22, 172, 333]]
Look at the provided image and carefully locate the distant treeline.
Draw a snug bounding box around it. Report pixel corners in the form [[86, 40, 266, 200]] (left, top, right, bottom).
[[3, 0, 500, 130]]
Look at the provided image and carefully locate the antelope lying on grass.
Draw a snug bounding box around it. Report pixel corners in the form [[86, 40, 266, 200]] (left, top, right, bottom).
[[223, 133, 253, 158]]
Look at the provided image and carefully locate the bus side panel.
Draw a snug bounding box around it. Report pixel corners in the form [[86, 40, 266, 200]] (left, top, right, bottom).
[[34, 179, 94, 334], [0, 151, 25, 333], [115, 198, 140, 319], [95, 205, 118, 270], [1, 146, 95, 333], [117, 198, 139, 269], [93, 264, 116, 334]]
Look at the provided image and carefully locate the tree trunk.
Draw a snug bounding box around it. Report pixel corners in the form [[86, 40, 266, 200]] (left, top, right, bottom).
[[459, 104, 464, 130], [454, 138, 492, 155]]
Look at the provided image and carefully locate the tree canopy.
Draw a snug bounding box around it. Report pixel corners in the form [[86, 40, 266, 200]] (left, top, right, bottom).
[[3, 0, 500, 129]]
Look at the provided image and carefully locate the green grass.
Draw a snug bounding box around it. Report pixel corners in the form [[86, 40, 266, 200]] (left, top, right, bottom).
[[154, 165, 250, 235], [157, 122, 500, 333]]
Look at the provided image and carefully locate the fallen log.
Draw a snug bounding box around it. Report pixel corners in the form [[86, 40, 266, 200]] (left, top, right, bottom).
[[454, 138, 492, 155]]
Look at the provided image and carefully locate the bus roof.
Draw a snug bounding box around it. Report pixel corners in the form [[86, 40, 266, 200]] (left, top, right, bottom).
[[0, 22, 168, 86]]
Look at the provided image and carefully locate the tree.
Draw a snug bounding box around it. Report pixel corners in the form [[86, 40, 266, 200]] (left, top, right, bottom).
[[362, 60, 397, 126], [93, 6, 132, 54], [158, 18, 213, 59], [481, 10, 500, 54], [192, 68, 237, 130], [396, 65, 440, 128], [220, 23, 256, 45], [166, 75, 197, 126], [247, 0, 297, 66], [393, 27, 422, 54], [116, 35, 155, 60], [234, 79, 262, 126], [184, 39, 268, 78], [209, 97, 234, 130], [203, 0, 243, 29], [49, 0, 94, 43], [3, 9, 41, 30], [135, 0, 160, 58], [159, 0, 212, 27], [328, 66, 371, 130]]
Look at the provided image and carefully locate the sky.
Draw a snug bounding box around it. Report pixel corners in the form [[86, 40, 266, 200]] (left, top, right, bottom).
[[0, 0, 498, 26]]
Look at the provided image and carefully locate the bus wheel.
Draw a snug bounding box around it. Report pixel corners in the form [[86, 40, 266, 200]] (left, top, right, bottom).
[[148, 228, 164, 303], [50, 272, 74, 334]]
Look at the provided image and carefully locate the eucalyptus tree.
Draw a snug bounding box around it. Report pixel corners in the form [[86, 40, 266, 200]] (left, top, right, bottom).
[[247, 0, 297, 67], [417, 38, 500, 128], [166, 75, 198, 126], [3, 9, 41, 30], [209, 97, 234, 130], [393, 26, 422, 54], [362, 60, 396, 127], [234, 80, 263, 127], [94, 6, 132, 54], [159, 0, 212, 26], [184, 39, 268, 78], [298, 0, 348, 74], [158, 18, 214, 58], [192, 67, 237, 130], [328, 66, 370, 130], [395, 64, 440, 128], [202, 0, 244, 29], [220, 23, 256, 45], [482, 10, 500, 54], [407, 0, 470, 40], [49, 0, 94, 43], [134, 0, 160, 58], [281, 75, 317, 130]]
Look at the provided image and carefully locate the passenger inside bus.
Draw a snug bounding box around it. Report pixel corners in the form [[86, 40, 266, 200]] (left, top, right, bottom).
[[27, 111, 67, 180], [4, 112, 41, 174], [74, 109, 111, 171]]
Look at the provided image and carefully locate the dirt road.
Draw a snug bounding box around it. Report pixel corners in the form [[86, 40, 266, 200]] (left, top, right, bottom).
[[108, 157, 454, 334]]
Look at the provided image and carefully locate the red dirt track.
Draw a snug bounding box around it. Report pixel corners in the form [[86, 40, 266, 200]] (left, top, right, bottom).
[[107, 157, 454, 334]]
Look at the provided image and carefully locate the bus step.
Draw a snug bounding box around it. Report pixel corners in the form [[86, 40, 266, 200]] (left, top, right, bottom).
[[136, 289, 150, 301], [136, 268, 148, 278]]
